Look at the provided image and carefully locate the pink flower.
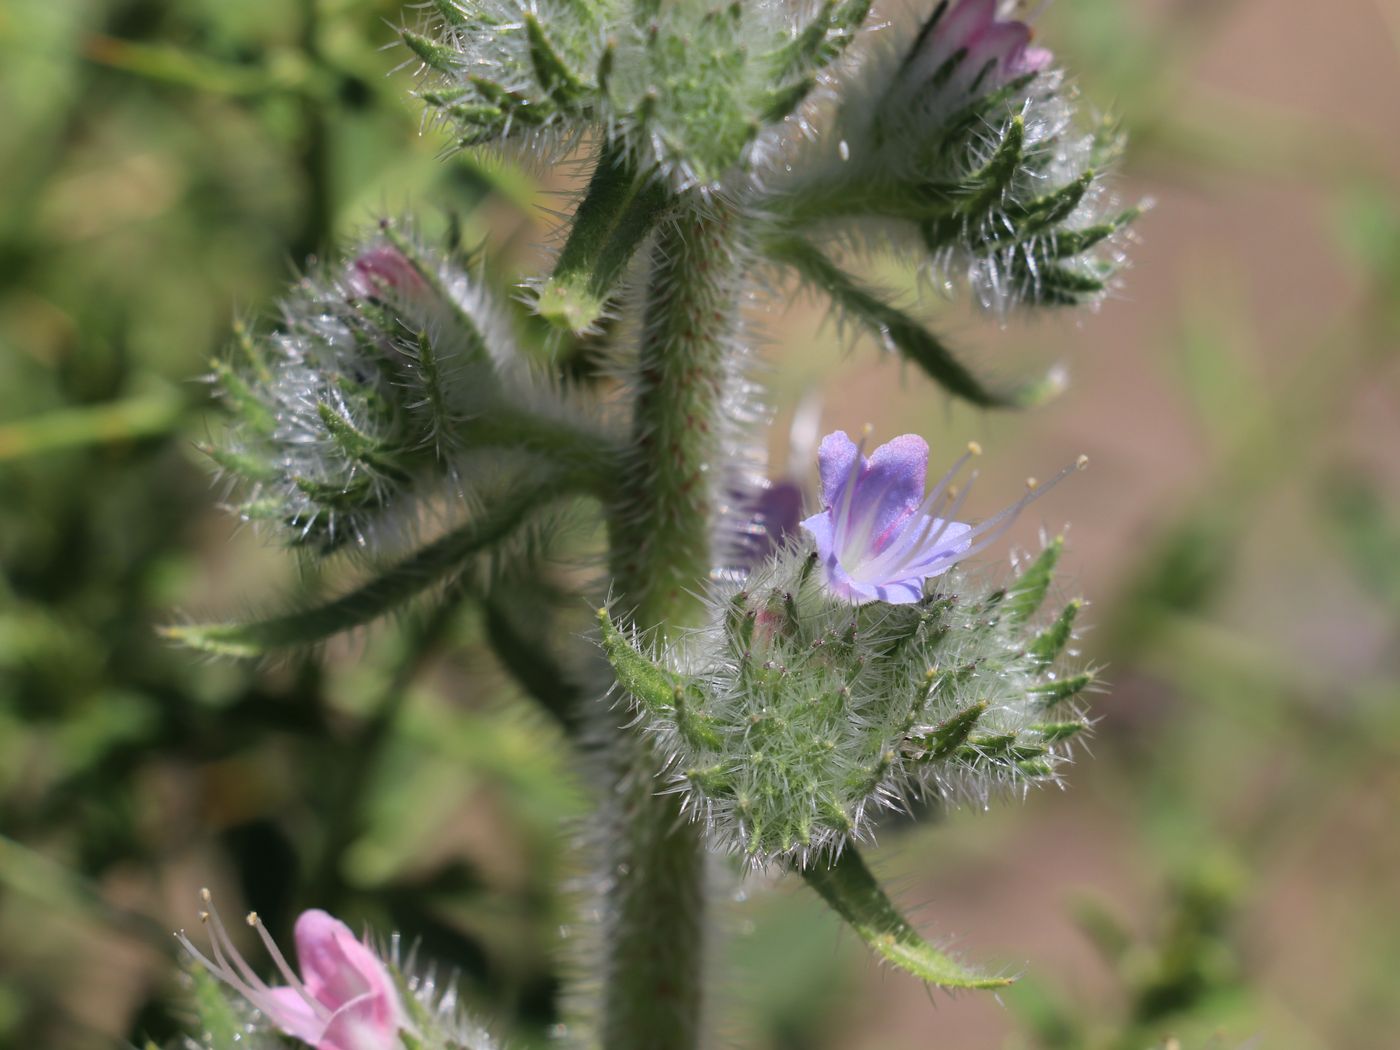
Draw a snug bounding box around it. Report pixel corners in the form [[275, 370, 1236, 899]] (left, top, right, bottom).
[[903, 0, 1052, 104], [180, 893, 407, 1050], [800, 430, 1085, 605], [347, 244, 430, 302]]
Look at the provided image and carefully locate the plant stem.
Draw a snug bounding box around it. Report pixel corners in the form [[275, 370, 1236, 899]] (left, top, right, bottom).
[[600, 197, 742, 1050]]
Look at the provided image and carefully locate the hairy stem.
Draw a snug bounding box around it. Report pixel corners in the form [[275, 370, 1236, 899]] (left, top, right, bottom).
[[600, 197, 742, 1050]]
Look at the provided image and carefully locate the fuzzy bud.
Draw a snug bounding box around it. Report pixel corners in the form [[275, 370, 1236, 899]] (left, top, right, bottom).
[[205, 222, 606, 557], [762, 0, 1143, 314], [602, 526, 1092, 868]]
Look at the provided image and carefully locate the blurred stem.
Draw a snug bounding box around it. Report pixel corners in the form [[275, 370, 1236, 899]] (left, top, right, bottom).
[[600, 198, 741, 1050], [296, 0, 333, 260], [0, 388, 187, 461], [305, 590, 465, 906], [482, 589, 585, 735]]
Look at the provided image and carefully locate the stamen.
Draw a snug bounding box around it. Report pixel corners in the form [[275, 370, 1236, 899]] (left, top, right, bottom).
[[855, 444, 977, 571], [248, 912, 333, 1022], [959, 456, 1085, 560], [186, 913, 278, 1015], [203, 893, 269, 995], [862, 467, 977, 580]]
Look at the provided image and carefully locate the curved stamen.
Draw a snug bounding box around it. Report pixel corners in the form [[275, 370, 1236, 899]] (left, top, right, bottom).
[[860, 468, 976, 581], [249, 911, 335, 1024], [959, 455, 1087, 560], [202, 892, 272, 996]]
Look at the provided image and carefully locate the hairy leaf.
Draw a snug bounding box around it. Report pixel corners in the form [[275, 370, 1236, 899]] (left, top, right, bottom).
[[800, 848, 1013, 989]]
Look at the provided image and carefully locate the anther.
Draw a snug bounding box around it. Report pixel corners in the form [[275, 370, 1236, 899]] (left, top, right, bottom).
[[1075, 454, 1089, 470], [967, 441, 982, 456]]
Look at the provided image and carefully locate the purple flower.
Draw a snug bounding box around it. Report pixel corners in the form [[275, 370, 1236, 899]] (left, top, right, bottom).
[[903, 0, 1052, 104], [180, 892, 406, 1050], [800, 430, 1084, 605]]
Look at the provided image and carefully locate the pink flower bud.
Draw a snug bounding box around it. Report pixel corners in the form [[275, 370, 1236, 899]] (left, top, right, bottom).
[[347, 244, 430, 302]]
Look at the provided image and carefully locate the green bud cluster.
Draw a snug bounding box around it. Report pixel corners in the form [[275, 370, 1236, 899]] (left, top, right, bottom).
[[207, 223, 613, 556], [405, 0, 869, 187], [758, 7, 1142, 314], [601, 536, 1093, 867]]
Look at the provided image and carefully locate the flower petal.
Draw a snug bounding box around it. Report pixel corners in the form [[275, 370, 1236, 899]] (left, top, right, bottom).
[[1009, 43, 1053, 75], [965, 21, 1032, 73], [261, 987, 327, 1046], [855, 435, 930, 556], [799, 511, 837, 564], [816, 431, 861, 511], [940, 0, 998, 49], [318, 992, 401, 1050], [293, 911, 398, 1021]]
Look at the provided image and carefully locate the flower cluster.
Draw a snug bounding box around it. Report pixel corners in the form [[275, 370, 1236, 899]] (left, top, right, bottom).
[[602, 431, 1094, 867], [178, 892, 501, 1050], [404, 0, 868, 188], [208, 223, 608, 556], [764, 0, 1140, 313]]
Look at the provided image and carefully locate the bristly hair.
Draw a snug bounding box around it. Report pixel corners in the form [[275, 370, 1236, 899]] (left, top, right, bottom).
[[205, 218, 618, 561], [601, 534, 1096, 871]]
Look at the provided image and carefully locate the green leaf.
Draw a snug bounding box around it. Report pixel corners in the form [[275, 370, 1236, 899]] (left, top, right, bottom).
[[1029, 720, 1087, 744], [956, 115, 1024, 217], [537, 144, 669, 334], [0, 390, 187, 462], [401, 29, 459, 74], [1002, 536, 1063, 624], [765, 236, 1061, 409], [1030, 671, 1095, 708], [524, 14, 588, 105], [918, 700, 987, 758], [597, 607, 679, 716], [597, 607, 722, 749], [1027, 599, 1081, 665], [800, 848, 1013, 989], [163, 480, 566, 657]]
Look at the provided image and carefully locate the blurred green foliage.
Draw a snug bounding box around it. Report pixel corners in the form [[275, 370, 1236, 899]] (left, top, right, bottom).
[[1, 0, 1397, 1048]]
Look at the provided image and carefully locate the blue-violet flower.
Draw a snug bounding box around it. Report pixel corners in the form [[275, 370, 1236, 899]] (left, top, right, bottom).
[[800, 429, 1084, 604]]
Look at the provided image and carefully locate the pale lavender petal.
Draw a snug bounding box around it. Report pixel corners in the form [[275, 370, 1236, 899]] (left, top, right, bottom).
[[805, 432, 984, 606], [816, 431, 860, 510], [800, 511, 837, 563], [856, 435, 930, 554], [901, 520, 974, 575], [868, 577, 927, 604], [758, 481, 804, 548], [262, 987, 327, 1045]]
